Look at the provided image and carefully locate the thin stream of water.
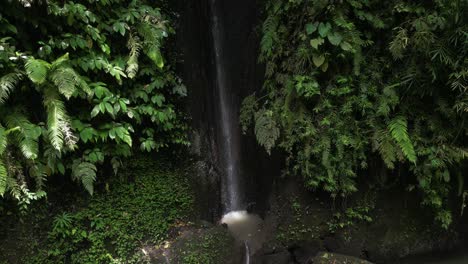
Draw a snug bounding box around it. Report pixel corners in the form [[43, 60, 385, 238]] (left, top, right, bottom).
[[209, 0, 242, 212]]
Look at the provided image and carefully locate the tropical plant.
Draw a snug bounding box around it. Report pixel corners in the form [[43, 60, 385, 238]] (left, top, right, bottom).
[[242, 0, 467, 228], [0, 0, 188, 205]]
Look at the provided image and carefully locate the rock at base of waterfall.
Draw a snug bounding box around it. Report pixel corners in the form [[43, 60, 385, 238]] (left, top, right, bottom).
[[312, 251, 374, 264]]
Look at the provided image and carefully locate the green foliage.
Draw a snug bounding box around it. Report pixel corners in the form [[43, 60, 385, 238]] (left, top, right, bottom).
[[0, 0, 188, 204], [27, 156, 193, 264], [71, 161, 97, 195], [327, 206, 373, 234], [387, 116, 416, 164], [242, 0, 468, 227], [176, 228, 235, 264], [254, 109, 280, 155]]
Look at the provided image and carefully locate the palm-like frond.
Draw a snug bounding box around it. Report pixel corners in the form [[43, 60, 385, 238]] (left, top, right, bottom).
[[388, 116, 417, 164], [49, 53, 91, 98], [126, 33, 142, 79], [71, 160, 97, 195], [254, 109, 280, 155], [43, 87, 75, 151], [0, 71, 24, 104], [0, 125, 6, 155], [25, 58, 50, 84], [0, 160, 6, 196], [3, 111, 40, 160], [50, 67, 85, 99], [138, 22, 164, 68]]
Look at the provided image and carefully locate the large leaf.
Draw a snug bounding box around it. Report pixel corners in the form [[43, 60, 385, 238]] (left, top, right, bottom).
[[327, 32, 343, 46], [310, 38, 324, 49], [318, 22, 332, 38], [313, 54, 326, 67], [305, 22, 318, 35]]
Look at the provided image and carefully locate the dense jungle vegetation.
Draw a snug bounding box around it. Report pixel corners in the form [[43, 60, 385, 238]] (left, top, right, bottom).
[[241, 0, 467, 228], [0, 0, 467, 263]]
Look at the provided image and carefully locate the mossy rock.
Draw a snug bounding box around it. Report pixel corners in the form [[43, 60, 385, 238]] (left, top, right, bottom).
[[313, 251, 373, 264], [169, 226, 242, 264]]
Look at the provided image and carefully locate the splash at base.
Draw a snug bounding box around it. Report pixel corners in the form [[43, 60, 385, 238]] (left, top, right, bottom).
[[221, 211, 264, 264]]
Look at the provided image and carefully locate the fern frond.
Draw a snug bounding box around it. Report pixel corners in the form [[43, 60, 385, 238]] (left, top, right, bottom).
[[254, 109, 280, 154], [240, 94, 258, 133], [388, 116, 417, 163], [50, 53, 70, 69], [3, 111, 40, 160], [50, 67, 86, 99], [0, 71, 24, 104], [126, 33, 142, 79], [71, 160, 97, 195], [43, 87, 75, 151], [138, 22, 164, 68], [0, 160, 7, 196], [373, 129, 397, 169], [25, 58, 50, 84], [260, 15, 279, 59], [0, 126, 6, 155]]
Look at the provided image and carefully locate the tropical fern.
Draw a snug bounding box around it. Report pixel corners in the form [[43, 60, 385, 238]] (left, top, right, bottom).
[[260, 14, 279, 60], [373, 129, 398, 169], [71, 160, 97, 195], [126, 33, 142, 79], [3, 111, 41, 160], [138, 21, 164, 68], [254, 109, 280, 154], [239, 94, 258, 134], [388, 116, 417, 164], [0, 125, 6, 154], [43, 87, 75, 151], [0, 71, 24, 104], [0, 160, 6, 196], [25, 58, 50, 84]]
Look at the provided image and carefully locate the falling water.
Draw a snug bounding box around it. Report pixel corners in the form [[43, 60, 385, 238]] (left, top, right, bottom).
[[244, 241, 251, 264], [209, 0, 242, 212]]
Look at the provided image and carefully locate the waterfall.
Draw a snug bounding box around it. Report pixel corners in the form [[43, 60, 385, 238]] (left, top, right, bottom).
[[209, 0, 242, 212]]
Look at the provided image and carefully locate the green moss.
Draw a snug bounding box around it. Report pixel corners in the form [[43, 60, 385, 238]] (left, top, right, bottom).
[[174, 227, 236, 264], [25, 155, 194, 264]]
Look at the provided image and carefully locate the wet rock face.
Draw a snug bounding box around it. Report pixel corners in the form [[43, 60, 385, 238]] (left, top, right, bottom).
[[252, 178, 461, 264], [178, 0, 279, 219]]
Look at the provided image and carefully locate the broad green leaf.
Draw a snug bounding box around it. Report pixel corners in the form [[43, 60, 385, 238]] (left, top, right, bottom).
[[340, 41, 353, 51], [91, 105, 100, 118], [80, 128, 94, 143], [310, 38, 324, 49], [313, 55, 326, 67], [104, 102, 114, 115], [318, 22, 332, 38], [109, 129, 116, 139], [99, 102, 106, 113], [57, 162, 65, 174], [327, 32, 343, 46], [321, 62, 329, 72], [306, 22, 318, 35], [119, 100, 128, 112]]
